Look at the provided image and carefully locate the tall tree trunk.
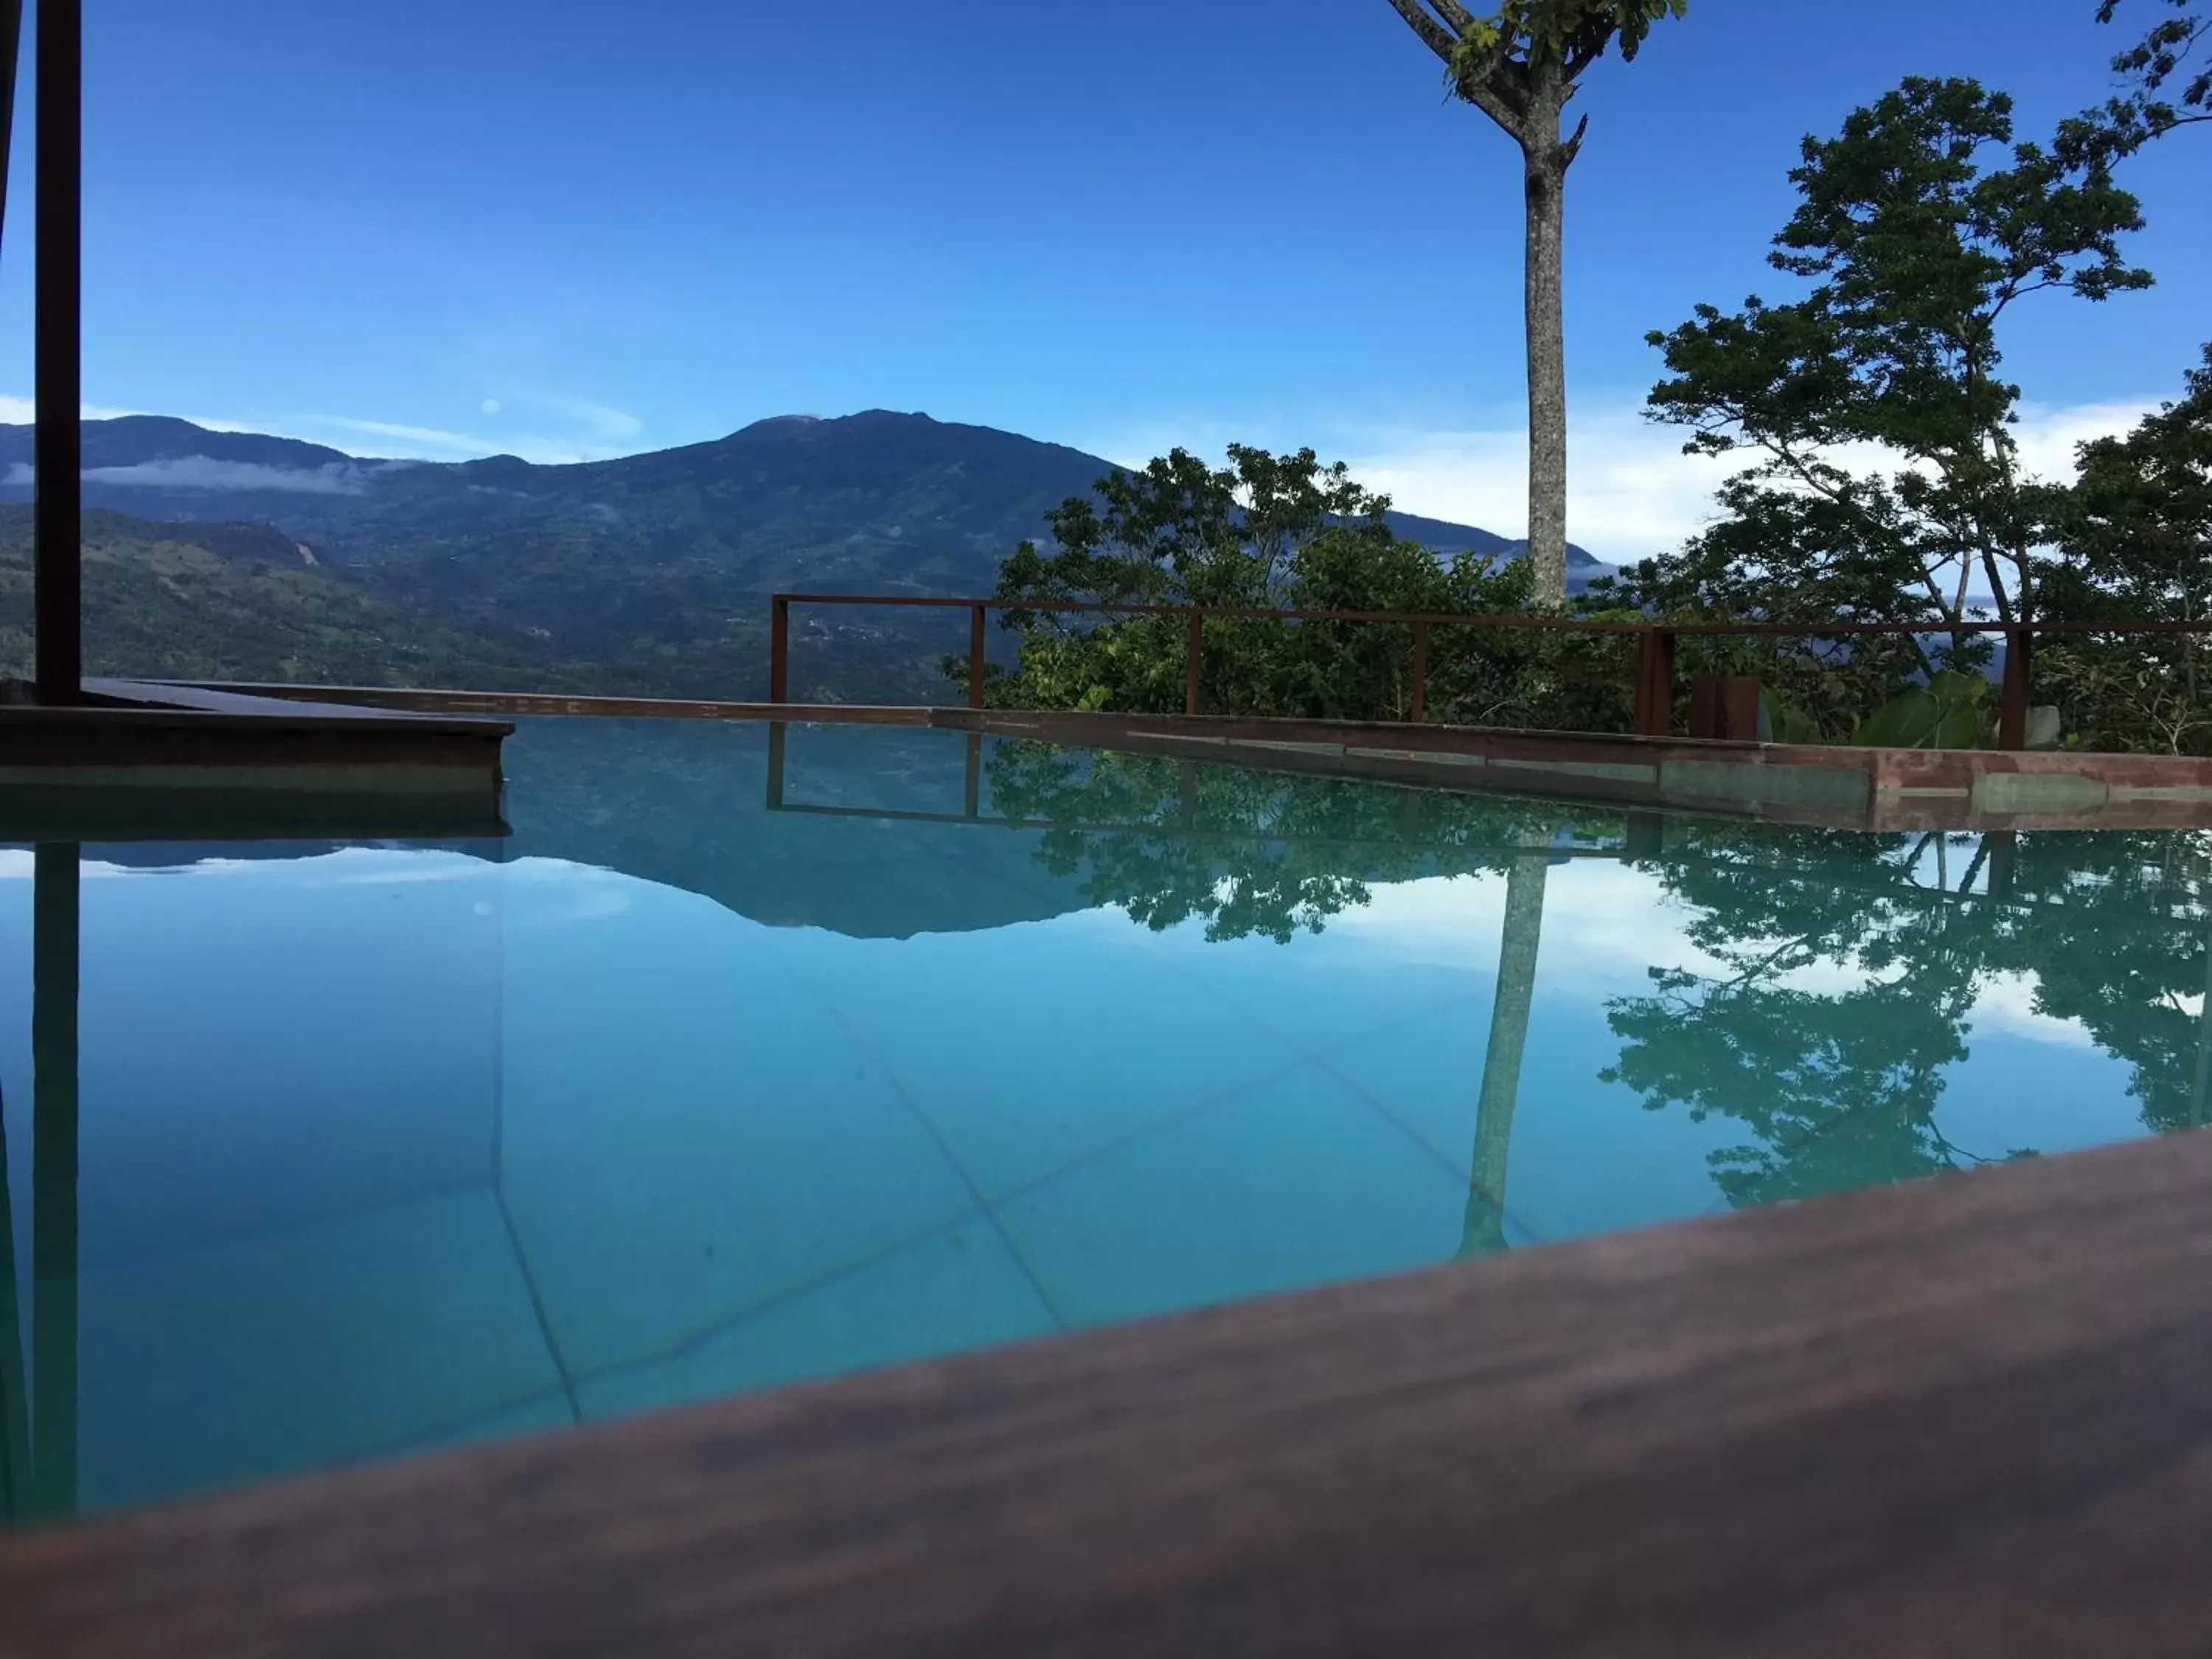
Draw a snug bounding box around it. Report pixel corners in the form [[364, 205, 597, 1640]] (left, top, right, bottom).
[[1522, 128, 1571, 609], [1460, 852, 1550, 1257]]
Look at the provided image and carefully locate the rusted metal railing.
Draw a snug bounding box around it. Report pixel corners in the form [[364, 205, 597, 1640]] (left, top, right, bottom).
[[768, 593, 2212, 751]]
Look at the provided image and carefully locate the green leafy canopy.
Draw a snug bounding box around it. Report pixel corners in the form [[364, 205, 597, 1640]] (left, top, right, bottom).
[[1448, 0, 1688, 80], [1635, 77, 2151, 650], [2080, 0, 2210, 150]]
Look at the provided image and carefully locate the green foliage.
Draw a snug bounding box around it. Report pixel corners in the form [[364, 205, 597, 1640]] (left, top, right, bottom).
[[1848, 670, 1991, 749], [1447, 0, 1688, 80], [2064, 0, 2209, 156], [2034, 345, 2212, 753], [1759, 689, 1822, 745], [1644, 77, 2149, 647], [973, 445, 1632, 730], [1612, 74, 2209, 751]]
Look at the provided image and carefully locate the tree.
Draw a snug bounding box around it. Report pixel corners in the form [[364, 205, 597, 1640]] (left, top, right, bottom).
[[2038, 344, 2212, 751], [2068, 0, 2209, 156], [1635, 79, 2150, 669], [1383, 1, 1688, 607], [977, 444, 1639, 731]]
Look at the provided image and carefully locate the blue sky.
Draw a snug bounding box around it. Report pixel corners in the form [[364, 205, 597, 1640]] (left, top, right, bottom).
[[0, 0, 2205, 557]]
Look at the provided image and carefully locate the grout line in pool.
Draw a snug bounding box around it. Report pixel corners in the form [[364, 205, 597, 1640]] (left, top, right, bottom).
[[347, 1382, 577, 1469], [493, 1174, 584, 1425], [564, 916, 1534, 1401], [799, 984, 1075, 1334], [566, 1208, 988, 1399], [563, 1043, 1341, 1404]]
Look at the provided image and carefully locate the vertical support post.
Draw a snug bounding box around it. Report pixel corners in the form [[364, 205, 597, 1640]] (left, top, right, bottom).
[[963, 733, 981, 820], [1689, 673, 1761, 742], [0, 1079, 26, 1523], [1178, 759, 1197, 829], [1999, 625, 2031, 751], [765, 721, 787, 810], [30, 842, 78, 1522], [768, 597, 790, 705], [967, 603, 987, 712], [35, 0, 83, 706], [0, 0, 26, 250], [1633, 629, 1675, 738], [1409, 621, 1429, 725], [1184, 610, 1202, 717]]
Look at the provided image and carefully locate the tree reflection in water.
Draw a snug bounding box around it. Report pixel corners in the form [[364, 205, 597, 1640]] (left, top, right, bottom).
[[984, 740, 2212, 1232]]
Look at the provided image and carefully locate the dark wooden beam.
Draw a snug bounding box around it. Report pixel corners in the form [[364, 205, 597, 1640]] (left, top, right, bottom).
[[5, 1126, 2212, 1656], [27, 842, 77, 1524], [33, 0, 81, 704], [0, 0, 24, 252]]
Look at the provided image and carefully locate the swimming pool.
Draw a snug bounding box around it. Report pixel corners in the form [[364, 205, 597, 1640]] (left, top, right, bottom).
[[2, 716, 2205, 1526]]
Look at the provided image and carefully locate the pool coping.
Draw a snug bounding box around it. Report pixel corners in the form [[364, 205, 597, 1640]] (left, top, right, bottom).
[[170, 683, 2212, 832], [0, 680, 512, 839]]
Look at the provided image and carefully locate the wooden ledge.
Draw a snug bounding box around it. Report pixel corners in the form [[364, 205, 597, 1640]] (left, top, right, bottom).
[[164, 685, 2212, 831], [0, 681, 511, 838], [6, 1127, 2212, 1657]]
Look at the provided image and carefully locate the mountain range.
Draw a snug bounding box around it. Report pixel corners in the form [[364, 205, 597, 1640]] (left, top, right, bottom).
[[0, 411, 1610, 701]]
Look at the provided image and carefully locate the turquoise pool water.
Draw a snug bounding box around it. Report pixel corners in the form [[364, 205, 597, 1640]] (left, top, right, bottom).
[[3, 717, 2207, 1526]]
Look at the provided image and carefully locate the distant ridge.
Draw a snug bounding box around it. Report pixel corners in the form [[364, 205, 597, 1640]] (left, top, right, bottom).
[[0, 409, 1613, 701]]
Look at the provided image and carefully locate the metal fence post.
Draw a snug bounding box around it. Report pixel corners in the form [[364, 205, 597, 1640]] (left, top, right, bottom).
[[1999, 625, 2031, 751], [968, 604, 988, 711], [769, 597, 790, 704], [1410, 621, 1429, 724], [1634, 629, 1676, 738], [765, 722, 787, 809], [1185, 611, 1203, 717]]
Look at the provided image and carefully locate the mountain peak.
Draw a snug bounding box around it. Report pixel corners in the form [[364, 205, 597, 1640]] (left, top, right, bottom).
[[728, 414, 824, 439]]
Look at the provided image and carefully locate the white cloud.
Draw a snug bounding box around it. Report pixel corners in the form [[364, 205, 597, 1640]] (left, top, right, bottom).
[[0, 396, 163, 425], [536, 394, 642, 440], [0, 389, 643, 467], [303, 415, 495, 454], [293, 406, 638, 466], [2009, 400, 2162, 483], [1340, 408, 1736, 564], [80, 456, 365, 494], [1091, 395, 2164, 568], [1967, 970, 2098, 1048]]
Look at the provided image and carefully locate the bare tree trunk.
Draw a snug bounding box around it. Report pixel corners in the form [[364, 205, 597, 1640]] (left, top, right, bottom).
[[1522, 114, 1571, 609], [1460, 852, 1549, 1257]]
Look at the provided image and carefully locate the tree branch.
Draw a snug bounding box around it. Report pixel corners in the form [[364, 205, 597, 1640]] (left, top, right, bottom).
[[1382, 0, 1457, 63], [1563, 38, 1605, 80], [1561, 110, 1591, 167]]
